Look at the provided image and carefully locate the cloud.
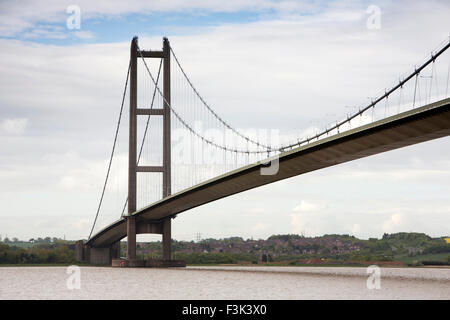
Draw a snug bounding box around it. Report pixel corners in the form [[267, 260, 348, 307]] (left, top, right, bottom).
[[0, 0, 320, 38], [251, 222, 268, 234], [290, 211, 323, 237], [382, 213, 404, 233], [334, 168, 450, 182], [292, 200, 323, 212], [0, 118, 29, 135], [291, 200, 328, 236], [73, 31, 95, 40], [21, 25, 68, 39], [352, 223, 361, 235]]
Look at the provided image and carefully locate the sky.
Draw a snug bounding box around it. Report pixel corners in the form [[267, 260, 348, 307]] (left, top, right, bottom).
[[0, 0, 449, 242]]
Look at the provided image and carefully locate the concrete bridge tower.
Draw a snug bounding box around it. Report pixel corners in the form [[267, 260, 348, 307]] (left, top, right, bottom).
[[76, 37, 181, 267], [126, 36, 173, 265]]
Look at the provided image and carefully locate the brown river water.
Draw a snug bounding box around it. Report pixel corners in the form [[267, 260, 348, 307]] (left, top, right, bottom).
[[0, 266, 449, 299]]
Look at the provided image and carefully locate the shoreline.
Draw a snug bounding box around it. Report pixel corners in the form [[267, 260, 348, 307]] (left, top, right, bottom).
[[1, 262, 449, 269]]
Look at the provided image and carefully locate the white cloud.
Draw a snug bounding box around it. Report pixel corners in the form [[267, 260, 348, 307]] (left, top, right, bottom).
[[22, 26, 67, 39], [0, 118, 29, 135], [73, 31, 95, 40], [382, 213, 404, 233], [335, 168, 450, 182], [70, 218, 91, 233], [292, 200, 323, 212], [291, 211, 321, 237], [251, 222, 268, 234], [291, 200, 328, 236], [352, 223, 361, 235]]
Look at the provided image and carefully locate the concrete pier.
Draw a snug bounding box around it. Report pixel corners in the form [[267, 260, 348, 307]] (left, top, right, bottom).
[[75, 241, 120, 265], [162, 218, 171, 260], [112, 258, 185, 268], [126, 216, 136, 261]]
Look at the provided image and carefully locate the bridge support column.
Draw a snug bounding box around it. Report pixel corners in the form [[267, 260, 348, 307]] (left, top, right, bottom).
[[126, 36, 138, 262], [81, 242, 119, 265], [126, 216, 136, 260], [162, 218, 171, 260], [75, 240, 86, 262]]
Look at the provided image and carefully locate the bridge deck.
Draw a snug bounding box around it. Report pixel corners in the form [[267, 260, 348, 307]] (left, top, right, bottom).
[[87, 98, 450, 247]]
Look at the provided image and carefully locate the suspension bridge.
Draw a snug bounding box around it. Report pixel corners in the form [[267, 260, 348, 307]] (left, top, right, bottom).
[[76, 37, 450, 266]]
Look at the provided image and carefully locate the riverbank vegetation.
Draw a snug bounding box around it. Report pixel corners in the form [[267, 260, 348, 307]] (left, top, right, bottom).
[[0, 242, 75, 264], [137, 232, 450, 267], [1, 232, 449, 266]]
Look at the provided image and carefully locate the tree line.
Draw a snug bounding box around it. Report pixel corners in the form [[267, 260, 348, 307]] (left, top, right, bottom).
[[0, 243, 75, 264]]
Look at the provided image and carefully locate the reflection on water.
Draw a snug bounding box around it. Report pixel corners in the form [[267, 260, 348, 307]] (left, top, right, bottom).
[[0, 266, 448, 299]]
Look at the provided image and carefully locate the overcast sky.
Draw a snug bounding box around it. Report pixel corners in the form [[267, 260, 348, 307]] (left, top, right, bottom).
[[0, 0, 449, 242]]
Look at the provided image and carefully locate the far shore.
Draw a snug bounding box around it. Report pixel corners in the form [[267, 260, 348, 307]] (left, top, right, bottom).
[[1, 263, 449, 269]]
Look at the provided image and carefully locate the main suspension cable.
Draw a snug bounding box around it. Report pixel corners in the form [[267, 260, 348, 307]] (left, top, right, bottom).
[[138, 46, 267, 154], [170, 47, 272, 151], [170, 39, 450, 153]]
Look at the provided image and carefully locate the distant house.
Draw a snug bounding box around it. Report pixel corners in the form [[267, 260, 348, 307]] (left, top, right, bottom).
[[407, 247, 422, 255]]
